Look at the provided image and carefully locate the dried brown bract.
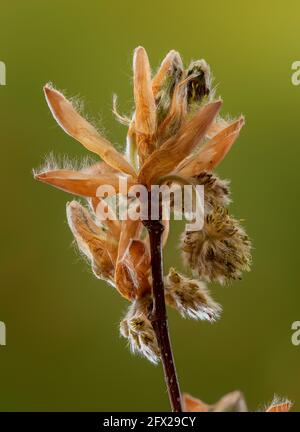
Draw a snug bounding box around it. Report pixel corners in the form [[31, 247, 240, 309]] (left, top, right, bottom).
[[183, 390, 248, 412]]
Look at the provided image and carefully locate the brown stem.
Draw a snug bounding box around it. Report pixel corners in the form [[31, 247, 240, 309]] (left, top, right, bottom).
[[142, 199, 182, 412]]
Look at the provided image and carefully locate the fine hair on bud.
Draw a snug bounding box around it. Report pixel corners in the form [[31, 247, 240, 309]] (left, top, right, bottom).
[[263, 395, 293, 412], [181, 207, 251, 284], [186, 59, 212, 110], [33, 152, 97, 177], [164, 268, 221, 321], [66, 201, 115, 283], [120, 296, 160, 364], [195, 171, 231, 211]]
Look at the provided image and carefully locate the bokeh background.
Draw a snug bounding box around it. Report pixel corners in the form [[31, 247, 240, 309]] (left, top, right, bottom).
[[0, 0, 299, 411]]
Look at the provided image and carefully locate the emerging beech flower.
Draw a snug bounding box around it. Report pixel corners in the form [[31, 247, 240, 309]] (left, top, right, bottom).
[[164, 268, 221, 321], [120, 296, 160, 364], [194, 171, 231, 211], [183, 392, 292, 413], [34, 46, 248, 364], [181, 207, 251, 284]]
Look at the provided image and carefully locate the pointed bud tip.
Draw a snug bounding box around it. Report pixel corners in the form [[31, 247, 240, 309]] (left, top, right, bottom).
[[43, 83, 54, 97], [201, 99, 222, 116], [43, 83, 64, 106], [33, 170, 60, 185], [34, 171, 46, 181], [43, 84, 61, 110], [214, 98, 223, 107]]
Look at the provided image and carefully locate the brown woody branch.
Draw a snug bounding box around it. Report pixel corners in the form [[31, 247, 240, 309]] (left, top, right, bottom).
[[142, 195, 182, 412]]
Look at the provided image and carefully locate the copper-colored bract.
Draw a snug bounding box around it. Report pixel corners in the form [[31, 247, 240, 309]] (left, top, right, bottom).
[[176, 117, 244, 178], [44, 86, 136, 177], [133, 47, 157, 164], [35, 170, 128, 197], [152, 50, 182, 97], [183, 391, 248, 412], [138, 100, 222, 187]]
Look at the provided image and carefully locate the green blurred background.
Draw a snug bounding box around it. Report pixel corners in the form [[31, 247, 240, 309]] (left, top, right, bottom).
[[0, 0, 299, 411]]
